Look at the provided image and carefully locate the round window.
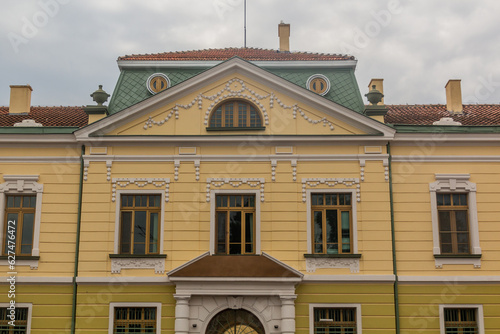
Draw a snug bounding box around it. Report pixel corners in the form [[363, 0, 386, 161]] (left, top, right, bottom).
[[306, 74, 330, 96], [146, 73, 171, 94]]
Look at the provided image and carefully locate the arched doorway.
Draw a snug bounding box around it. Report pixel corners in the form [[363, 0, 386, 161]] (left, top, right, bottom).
[[205, 309, 265, 334]]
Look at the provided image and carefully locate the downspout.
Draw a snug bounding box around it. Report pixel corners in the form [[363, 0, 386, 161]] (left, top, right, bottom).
[[71, 145, 85, 334], [387, 142, 400, 334]]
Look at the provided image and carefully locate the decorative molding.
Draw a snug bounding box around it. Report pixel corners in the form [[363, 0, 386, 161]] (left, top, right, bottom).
[[303, 275, 395, 282], [271, 160, 277, 182], [305, 257, 360, 273], [359, 160, 365, 182], [306, 74, 331, 96], [110, 257, 165, 274], [0, 175, 43, 193], [83, 161, 89, 181], [301, 178, 360, 202], [291, 160, 297, 182], [434, 257, 481, 269], [433, 117, 462, 126], [106, 160, 112, 181], [14, 119, 42, 127], [111, 178, 170, 202], [206, 178, 265, 202], [383, 159, 389, 181], [194, 160, 200, 181], [272, 93, 335, 130], [174, 160, 180, 181]]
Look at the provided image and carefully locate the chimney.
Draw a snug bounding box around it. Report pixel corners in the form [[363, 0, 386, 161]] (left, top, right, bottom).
[[445, 79, 463, 114], [368, 79, 384, 105], [9, 85, 32, 114], [278, 21, 290, 52]]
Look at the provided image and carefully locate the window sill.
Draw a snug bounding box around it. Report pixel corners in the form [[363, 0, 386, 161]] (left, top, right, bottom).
[[109, 254, 167, 258], [304, 254, 361, 273], [304, 254, 362, 258], [109, 254, 166, 274], [206, 127, 266, 131], [0, 256, 39, 269], [434, 254, 481, 259], [434, 254, 482, 269]]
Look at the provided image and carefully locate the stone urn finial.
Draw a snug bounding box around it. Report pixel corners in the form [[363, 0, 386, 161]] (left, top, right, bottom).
[[90, 85, 110, 106], [365, 85, 384, 105]]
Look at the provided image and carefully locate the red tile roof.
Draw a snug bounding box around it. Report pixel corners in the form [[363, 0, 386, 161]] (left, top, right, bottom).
[[385, 104, 500, 126], [0, 106, 88, 127], [118, 47, 355, 61]]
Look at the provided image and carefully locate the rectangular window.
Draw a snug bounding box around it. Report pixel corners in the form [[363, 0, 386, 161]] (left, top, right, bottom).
[[0, 307, 28, 333], [314, 307, 357, 334], [215, 195, 255, 255], [437, 193, 470, 254], [311, 193, 352, 254], [119, 195, 161, 255], [114, 307, 156, 333], [3, 195, 36, 256], [444, 308, 478, 334]]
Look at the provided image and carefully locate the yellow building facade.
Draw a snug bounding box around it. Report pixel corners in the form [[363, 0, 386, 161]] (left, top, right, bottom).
[[1, 38, 499, 334]]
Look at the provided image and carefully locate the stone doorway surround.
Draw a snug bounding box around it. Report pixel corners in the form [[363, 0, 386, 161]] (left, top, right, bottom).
[[168, 252, 303, 334]]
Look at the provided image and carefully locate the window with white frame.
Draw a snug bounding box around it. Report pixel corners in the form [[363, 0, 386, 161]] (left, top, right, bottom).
[[0, 176, 43, 269], [109, 303, 161, 334], [429, 174, 481, 268], [110, 190, 166, 274], [306, 189, 358, 255], [0, 303, 32, 334], [210, 190, 261, 255], [309, 304, 362, 334], [439, 305, 484, 334]]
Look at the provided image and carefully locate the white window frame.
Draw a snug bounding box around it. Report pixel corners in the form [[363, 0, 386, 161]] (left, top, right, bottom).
[[113, 190, 165, 254], [306, 189, 358, 254], [209, 189, 261, 255], [0, 302, 33, 334], [109, 302, 162, 334], [0, 176, 43, 269], [439, 304, 484, 334], [429, 174, 481, 268], [309, 303, 362, 334]]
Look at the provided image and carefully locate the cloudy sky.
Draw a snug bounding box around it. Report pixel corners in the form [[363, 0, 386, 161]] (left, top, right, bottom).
[[1, 0, 499, 108]]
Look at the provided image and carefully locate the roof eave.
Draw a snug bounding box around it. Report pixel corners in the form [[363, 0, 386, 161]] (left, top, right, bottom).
[[117, 59, 357, 70]]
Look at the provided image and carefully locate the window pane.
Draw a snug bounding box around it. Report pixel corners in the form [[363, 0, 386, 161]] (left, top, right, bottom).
[[30, 196, 37, 207], [229, 244, 241, 254], [216, 212, 226, 253], [439, 211, 451, 231], [120, 212, 132, 253], [22, 196, 31, 208], [133, 211, 147, 254], [229, 195, 241, 207], [238, 103, 247, 127], [313, 211, 323, 253], [245, 212, 253, 243], [210, 107, 222, 127], [149, 213, 158, 253], [441, 243, 453, 254], [21, 213, 34, 254], [312, 194, 323, 206], [14, 196, 21, 207], [7, 196, 14, 208], [341, 211, 351, 253], [325, 210, 338, 243], [229, 211, 242, 243], [243, 196, 255, 207], [455, 211, 468, 231], [225, 104, 233, 127]]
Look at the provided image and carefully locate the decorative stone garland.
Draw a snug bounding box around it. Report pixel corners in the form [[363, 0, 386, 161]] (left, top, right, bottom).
[[271, 93, 335, 130], [111, 178, 170, 202], [301, 178, 360, 202], [206, 178, 265, 202]]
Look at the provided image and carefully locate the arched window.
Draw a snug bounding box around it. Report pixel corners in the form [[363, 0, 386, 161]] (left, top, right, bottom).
[[206, 309, 265, 334], [208, 100, 263, 130]]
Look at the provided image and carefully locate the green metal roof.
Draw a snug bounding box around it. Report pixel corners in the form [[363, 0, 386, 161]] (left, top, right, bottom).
[[107, 64, 365, 115]]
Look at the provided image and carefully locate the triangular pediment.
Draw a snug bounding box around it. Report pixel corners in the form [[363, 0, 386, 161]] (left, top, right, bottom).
[[75, 57, 395, 140]]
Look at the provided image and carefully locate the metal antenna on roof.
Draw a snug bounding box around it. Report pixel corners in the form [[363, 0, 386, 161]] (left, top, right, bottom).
[[244, 0, 247, 48]]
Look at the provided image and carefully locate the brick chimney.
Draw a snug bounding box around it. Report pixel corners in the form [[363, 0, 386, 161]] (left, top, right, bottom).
[[445, 79, 463, 114], [278, 21, 290, 52], [9, 85, 32, 114]]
